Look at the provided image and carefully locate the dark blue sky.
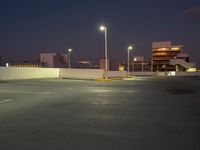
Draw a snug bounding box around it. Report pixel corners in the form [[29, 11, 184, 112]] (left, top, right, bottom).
[[0, 0, 200, 64]]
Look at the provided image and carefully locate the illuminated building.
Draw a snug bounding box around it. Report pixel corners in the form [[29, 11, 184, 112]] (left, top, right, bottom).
[[118, 65, 125, 71], [152, 41, 182, 71]]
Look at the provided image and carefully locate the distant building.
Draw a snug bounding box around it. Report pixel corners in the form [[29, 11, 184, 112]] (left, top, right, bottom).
[[40, 53, 68, 68], [169, 53, 196, 72], [99, 58, 123, 71], [118, 64, 125, 71], [76, 60, 93, 68], [176, 53, 189, 62], [133, 56, 144, 62], [152, 41, 182, 71], [99, 58, 110, 71], [110, 60, 122, 71], [125, 56, 151, 72], [132, 56, 151, 72]]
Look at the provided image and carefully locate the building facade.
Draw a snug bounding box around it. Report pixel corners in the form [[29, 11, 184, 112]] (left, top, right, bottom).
[[40, 53, 68, 68], [124, 56, 151, 72], [132, 56, 151, 72], [152, 41, 182, 71]]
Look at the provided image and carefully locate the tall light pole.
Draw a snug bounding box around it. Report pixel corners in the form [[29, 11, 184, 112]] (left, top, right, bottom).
[[127, 46, 133, 77], [68, 48, 72, 69], [100, 25, 108, 79]]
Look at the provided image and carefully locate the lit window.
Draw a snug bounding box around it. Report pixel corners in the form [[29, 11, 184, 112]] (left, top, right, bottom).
[[172, 47, 180, 51]]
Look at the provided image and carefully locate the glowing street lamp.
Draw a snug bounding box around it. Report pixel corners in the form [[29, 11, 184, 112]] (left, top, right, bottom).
[[68, 48, 72, 69], [127, 46, 133, 77], [99, 25, 108, 79]]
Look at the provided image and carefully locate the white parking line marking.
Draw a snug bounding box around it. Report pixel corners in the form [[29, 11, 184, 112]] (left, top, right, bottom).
[[91, 89, 113, 93], [41, 92, 51, 95], [0, 99, 12, 103]]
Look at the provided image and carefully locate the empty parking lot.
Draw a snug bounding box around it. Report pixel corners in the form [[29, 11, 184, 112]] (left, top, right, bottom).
[[0, 77, 200, 150]]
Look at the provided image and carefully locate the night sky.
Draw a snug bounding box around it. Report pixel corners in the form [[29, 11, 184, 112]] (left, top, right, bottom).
[[0, 0, 200, 65]]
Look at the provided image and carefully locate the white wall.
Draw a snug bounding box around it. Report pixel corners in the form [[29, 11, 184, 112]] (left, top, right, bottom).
[[175, 72, 200, 76], [130, 72, 159, 76], [0, 67, 59, 80], [1, 67, 199, 81], [60, 69, 129, 79], [59, 69, 104, 79], [108, 71, 127, 78]]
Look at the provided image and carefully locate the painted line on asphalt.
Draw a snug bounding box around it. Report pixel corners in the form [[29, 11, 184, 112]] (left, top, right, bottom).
[[0, 99, 13, 103], [124, 90, 138, 93], [41, 92, 51, 95], [90, 89, 114, 93]]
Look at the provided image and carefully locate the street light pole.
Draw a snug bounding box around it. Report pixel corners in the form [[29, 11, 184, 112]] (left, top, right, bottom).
[[127, 46, 133, 77], [68, 49, 72, 69], [100, 26, 108, 80]]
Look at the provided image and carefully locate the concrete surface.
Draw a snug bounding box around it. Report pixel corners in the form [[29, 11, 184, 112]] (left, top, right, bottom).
[[0, 77, 200, 150]]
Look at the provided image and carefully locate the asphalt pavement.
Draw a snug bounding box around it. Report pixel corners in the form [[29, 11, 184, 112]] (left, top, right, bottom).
[[0, 77, 200, 150]]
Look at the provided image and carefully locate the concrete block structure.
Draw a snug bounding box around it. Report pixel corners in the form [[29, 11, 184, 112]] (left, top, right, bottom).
[[40, 53, 68, 68]]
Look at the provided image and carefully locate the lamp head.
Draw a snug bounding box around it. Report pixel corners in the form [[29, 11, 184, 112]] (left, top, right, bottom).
[[100, 26, 106, 31], [128, 46, 133, 50], [68, 49, 72, 52]]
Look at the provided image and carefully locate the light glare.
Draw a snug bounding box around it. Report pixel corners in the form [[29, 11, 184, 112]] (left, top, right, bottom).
[[100, 26, 106, 31], [128, 46, 133, 50]]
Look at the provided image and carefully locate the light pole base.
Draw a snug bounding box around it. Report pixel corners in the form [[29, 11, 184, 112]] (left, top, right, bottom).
[[95, 78, 113, 82]]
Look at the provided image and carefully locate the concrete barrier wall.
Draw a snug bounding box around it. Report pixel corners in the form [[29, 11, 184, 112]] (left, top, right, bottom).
[[108, 71, 127, 78], [59, 69, 104, 79], [130, 72, 158, 76], [1, 67, 199, 81], [175, 72, 200, 76], [0, 67, 59, 80], [130, 71, 200, 77], [60, 69, 129, 79]]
